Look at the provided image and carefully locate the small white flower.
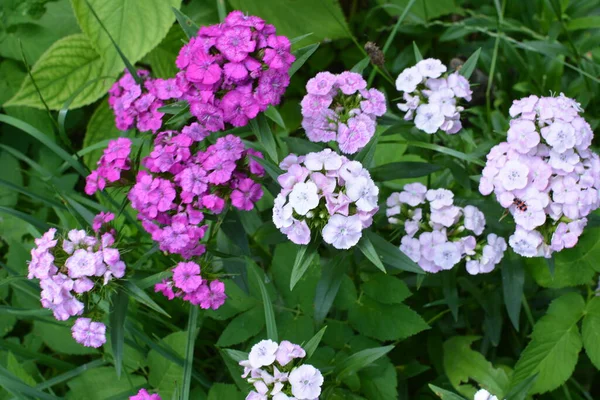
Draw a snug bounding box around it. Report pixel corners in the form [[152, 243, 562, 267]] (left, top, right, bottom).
[[248, 339, 279, 369], [322, 214, 362, 250], [433, 241, 461, 270], [426, 188, 454, 209], [289, 364, 324, 400], [544, 121, 576, 153], [304, 149, 343, 171], [414, 103, 445, 134], [346, 176, 379, 212], [474, 388, 499, 400], [463, 205, 486, 235], [416, 58, 447, 78], [289, 182, 320, 216], [395, 66, 423, 93], [498, 160, 529, 191], [273, 194, 294, 229]]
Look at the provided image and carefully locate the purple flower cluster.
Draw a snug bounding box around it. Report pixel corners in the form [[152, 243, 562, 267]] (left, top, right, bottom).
[[85, 138, 132, 195], [396, 58, 472, 134], [479, 94, 600, 257], [27, 226, 126, 347], [108, 69, 182, 132], [387, 183, 507, 274], [239, 339, 324, 400], [128, 133, 264, 258], [301, 71, 386, 154], [130, 389, 161, 400], [154, 261, 226, 310], [274, 149, 378, 249], [175, 11, 294, 135]]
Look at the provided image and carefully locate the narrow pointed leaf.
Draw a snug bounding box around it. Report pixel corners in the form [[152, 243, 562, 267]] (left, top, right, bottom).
[[248, 259, 278, 342], [109, 288, 128, 378], [181, 306, 200, 400], [290, 241, 319, 291], [364, 231, 423, 274], [290, 43, 319, 77], [357, 235, 386, 273], [172, 7, 199, 38], [413, 41, 423, 61], [459, 48, 481, 79], [335, 345, 395, 380], [303, 326, 327, 360], [314, 253, 348, 325]]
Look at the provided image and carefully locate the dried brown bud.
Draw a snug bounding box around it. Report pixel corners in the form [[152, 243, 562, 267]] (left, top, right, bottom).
[[365, 41, 385, 68], [450, 57, 464, 71]]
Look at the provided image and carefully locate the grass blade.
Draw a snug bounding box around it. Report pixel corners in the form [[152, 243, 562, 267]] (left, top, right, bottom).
[[0, 365, 60, 400], [109, 288, 128, 378], [247, 258, 278, 342], [172, 7, 199, 39], [0, 206, 51, 231], [181, 306, 199, 400], [314, 253, 348, 325], [123, 281, 170, 318]]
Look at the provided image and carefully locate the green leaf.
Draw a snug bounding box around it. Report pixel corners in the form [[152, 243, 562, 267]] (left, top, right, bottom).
[[357, 235, 386, 273], [378, 0, 459, 22], [208, 383, 243, 400], [216, 306, 265, 347], [0, 364, 57, 400], [353, 131, 379, 168], [511, 293, 585, 394], [370, 162, 442, 181], [264, 106, 286, 130], [290, 241, 319, 290], [248, 259, 278, 342], [443, 336, 510, 398], [5, 33, 113, 109], [428, 385, 468, 400], [109, 288, 128, 378], [71, 0, 182, 76], [289, 43, 320, 77], [227, 0, 349, 46], [501, 254, 524, 331], [148, 332, 187, 399], [181, 306, 199, 400], [413, 41, 423, 61], [582, 297, 600, 369], [364, 231, 423, 274], [459, 48, 481, 79], [66, 366, 145, 399], [442, 270, 459, 322], [172, 7, 199, 38], [335, 345, 395, 381], [348, 297, 428, 341], [83, 99, 123, 169], [504, 374, 538, 400], [250, 114, 278, 163], [124, 281, 170, 318], [566, 16, 600, 31], [314, 253, 349, 325], [250, 155, 283, 182], [33, 321, 98, 356], [351, 56, 370, 74], [362, 275, 411, 304], [303, 325, 327, 360]]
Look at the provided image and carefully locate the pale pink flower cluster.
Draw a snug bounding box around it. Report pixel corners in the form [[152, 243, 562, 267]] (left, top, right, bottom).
[[301, 71, 386, 154], [154, 261, 226, 310], [479, 94, 600, 257], [387, 183, 507, 274], [27, 226, 126, 347], [395, 58, 471, 134], [274, 149, 378, 249], [239, 339, 323, 400]]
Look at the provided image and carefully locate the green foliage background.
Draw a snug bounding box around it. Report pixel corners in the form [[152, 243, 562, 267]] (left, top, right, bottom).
[[1, 0, 600, 399]]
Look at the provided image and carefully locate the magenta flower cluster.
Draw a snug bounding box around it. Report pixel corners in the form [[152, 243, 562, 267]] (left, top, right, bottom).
[[396, 58, 472, 134], [128, 132, 264, 259], [27, 226, 126, 347], [85, 137, 132, 195], [154, 261, 226, 310], [387, 183, 507, 274], [175, 11, 295, 134], [301, 71, 386, 154], [240, 339, 324, 400], [109, 69, 182, 132], [479, 94, 600, 257], [129, 389, 161, 400], [274, 149, 378, 249]]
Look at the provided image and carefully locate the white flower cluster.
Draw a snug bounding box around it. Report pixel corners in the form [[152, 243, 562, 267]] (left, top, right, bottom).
[[239, 339, 324, 400], [387, 183, 507, 274], [273, 149, 379, 249], [474, 389, 501, 400], [395, 58, 472, 134]]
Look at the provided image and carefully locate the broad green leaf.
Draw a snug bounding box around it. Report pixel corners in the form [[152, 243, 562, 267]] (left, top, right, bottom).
[[216, 306, 265, 347], [208, 383, 243, 400], [303, 326, 327, 360], [0, 363, 55, 400], [364, 231, 423, 274], [370, 162, 442, 181], [66, 366, 145, 399], [428, 385, 468, 400], [459, 48, 481, 79], [5, 34, 113, 109], [82, 100, 123, 169], [335, 345, 394, 380], [566, 16, 600, 31], [313, 253, 349, 324], [148, 332, 187, 399], [360, 360, 398, 400], [357, 235, 386, 273], [0, 60, 26, 106], [362, 275, 411, 304], [33, 321, 98, 356], [227, 0, 349, 46], [6, 351, 35, 387], [377, 0, 459, 22], [504, 374, 538, 400], [348, 297, 428, 341], [582, 297, 600, 369], [109, 288, 128, 378], [511, 293, 585, 393], [71, 0, 182, 75], [501, 254, 524, 330], [443, 336, 510, 398]]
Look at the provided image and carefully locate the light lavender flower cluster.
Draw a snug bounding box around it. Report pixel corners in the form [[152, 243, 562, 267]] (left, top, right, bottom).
[[239, 339, 324, 400], [479, 94, 600, 257], [273, 149, 378, 249], [395, 58, 472, 134], [387, 183, 507, 274], [27, 224, 126, 347], [301, 71, 386, 154]]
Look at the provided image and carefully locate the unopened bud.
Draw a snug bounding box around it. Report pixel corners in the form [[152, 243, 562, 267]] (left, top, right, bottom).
[[365, 41, 385, 68]]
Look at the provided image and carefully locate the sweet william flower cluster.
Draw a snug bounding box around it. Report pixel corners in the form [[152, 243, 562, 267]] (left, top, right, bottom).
[[274, 149, 378, 249], [129, 389, 161, 400], [387, 183, 507, 274], [396, 58, 472, 134], [85, 137, 132, 195], [479, 94, 600, 257], [239, 339, 324, 400], [301, 71, 386, 154], [176, 11, 294, 134], [27, 215, 124, 348]]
